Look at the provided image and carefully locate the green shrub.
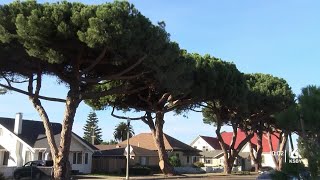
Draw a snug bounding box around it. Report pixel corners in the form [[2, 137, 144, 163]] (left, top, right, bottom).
[[193, 161, 204, 168], [271, 170, 287, 180], [282, 162, 306, 177], [169, 155, 181, 167], [121, 166, 152, 175]]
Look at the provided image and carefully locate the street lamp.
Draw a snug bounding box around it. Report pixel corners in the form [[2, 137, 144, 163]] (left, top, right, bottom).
[[126, 118, 131, 180]]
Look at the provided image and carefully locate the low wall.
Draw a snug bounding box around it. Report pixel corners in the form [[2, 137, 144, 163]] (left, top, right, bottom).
[[174, 167, 205, 174], [0, 166, 16, 178], [201, 166, 223, 173]]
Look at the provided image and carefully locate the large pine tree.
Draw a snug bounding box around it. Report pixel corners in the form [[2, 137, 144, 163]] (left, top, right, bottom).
[[83, 112, 103, 145]]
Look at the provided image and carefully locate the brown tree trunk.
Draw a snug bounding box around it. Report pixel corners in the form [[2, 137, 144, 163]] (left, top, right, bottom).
[[267, 131, 288, 171], [145, 112, 175, 175], [246, 130, 260, 172], [277, 132, 288, 170], [53, 90, 81, 179], [215, 122, 232, 174], [255, 129, 263, 171]]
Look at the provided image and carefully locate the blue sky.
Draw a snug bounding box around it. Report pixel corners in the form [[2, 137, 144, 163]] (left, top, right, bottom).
[[1, 0, 320, 145]]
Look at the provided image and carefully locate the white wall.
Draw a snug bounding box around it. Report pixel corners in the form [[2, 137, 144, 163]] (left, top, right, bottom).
[[68, 135, 93, 174], [190, 137, 215, 152], [0, 125, 32, 167]]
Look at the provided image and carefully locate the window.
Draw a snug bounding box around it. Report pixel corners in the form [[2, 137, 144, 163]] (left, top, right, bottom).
[[176, 153, 179, 158], [205, 149, 208, 151], [77, 152, 82, 164], [202, 146, 205, 149], [85, 153, 88, 164], [72, 152, 83, 164], [2, 151, 9, 165], [205, 159, 211, 164], [73, 153, 77, 164], [38, 152, 43, 160], [187, 156, 190, 163], [193, 156, 197, 163], [25, 151, 31, 163], [140, 157, 147, 165]]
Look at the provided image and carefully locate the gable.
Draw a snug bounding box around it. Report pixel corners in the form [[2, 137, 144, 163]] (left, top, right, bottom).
[[0, 117, 96, 152]]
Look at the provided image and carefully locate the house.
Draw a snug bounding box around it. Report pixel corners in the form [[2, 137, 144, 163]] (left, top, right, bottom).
[[220, 129, 288, 169], [0, 113, 97, 177], [190, 136, 223, 166], [191, 129, 288, 171], [92, 133, 200, 173]]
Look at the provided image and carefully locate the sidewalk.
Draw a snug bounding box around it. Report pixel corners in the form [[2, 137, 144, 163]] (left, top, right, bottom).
[[74, 173, 258, 180]]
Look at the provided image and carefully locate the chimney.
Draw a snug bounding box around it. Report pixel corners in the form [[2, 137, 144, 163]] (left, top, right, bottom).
[[14, 113, 23, 134]]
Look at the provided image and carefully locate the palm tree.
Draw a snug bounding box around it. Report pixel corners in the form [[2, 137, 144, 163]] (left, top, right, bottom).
[[113, 122, 135, 142]]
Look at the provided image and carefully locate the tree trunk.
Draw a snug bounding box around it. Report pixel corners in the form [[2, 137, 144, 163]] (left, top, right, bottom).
[[277, 132, 288, 170], [246, 131, 260, 172], [215, 123, 233, 174], [53, 91, 81, 179], [145, 112, 175, 175], [255, 129, 263, 171], [267, 131, 288, 171]]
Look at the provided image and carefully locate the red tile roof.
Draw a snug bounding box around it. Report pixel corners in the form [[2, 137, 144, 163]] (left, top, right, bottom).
[[220, 129, 279, 152]]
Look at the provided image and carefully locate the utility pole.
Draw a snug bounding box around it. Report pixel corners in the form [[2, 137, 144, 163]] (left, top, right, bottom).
[[91, 125, 96, 145], [126, 118, 131, 180]]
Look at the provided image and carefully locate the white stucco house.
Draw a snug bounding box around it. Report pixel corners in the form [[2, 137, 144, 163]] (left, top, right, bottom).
[[0, 113, 96, 177]]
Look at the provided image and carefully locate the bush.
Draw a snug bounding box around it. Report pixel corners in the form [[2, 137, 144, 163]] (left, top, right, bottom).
[[281, 162, 306, 177], [193, 161, 204, 168], [121, 166, 152, 175], [169, 155, 181, 167], [271, 170, 287, 180]]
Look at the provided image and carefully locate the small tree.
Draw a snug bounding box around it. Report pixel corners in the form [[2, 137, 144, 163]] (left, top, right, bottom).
[[113, 122, 134, 142], [83, 111, 102, 145], [101, 139, 117, 145], [169, 155, 181, 167]]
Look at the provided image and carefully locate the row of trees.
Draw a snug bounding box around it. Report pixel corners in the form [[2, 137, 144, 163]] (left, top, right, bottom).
[[82, 111, 134, 144], [0, 1, 318, 179]]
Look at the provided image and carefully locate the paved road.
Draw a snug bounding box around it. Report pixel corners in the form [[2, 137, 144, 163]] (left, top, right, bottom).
[[74, 174, 258, 180]]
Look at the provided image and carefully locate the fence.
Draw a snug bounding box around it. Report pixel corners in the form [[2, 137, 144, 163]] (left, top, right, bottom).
[[92, 157, 126, 173]]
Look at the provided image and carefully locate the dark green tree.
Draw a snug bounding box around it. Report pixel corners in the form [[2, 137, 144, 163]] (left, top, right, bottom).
[[113, 122, 134, 142], [201, 60, 249, 174], [297, 85, 320, 178], [101, 139, 117, 145], [0, 1, 179, 179], [83, 111, 102, 145], [244, 73, 294, 171], [87, 51, 198, 175]]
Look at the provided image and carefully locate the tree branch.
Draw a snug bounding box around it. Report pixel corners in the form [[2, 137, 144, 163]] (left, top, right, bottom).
[[111, 106, 146, 120], [81, 85, 148, 100], [0, 83, 66, 102], [80, 55, 147, 83], [81, 46, 108, 74]]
